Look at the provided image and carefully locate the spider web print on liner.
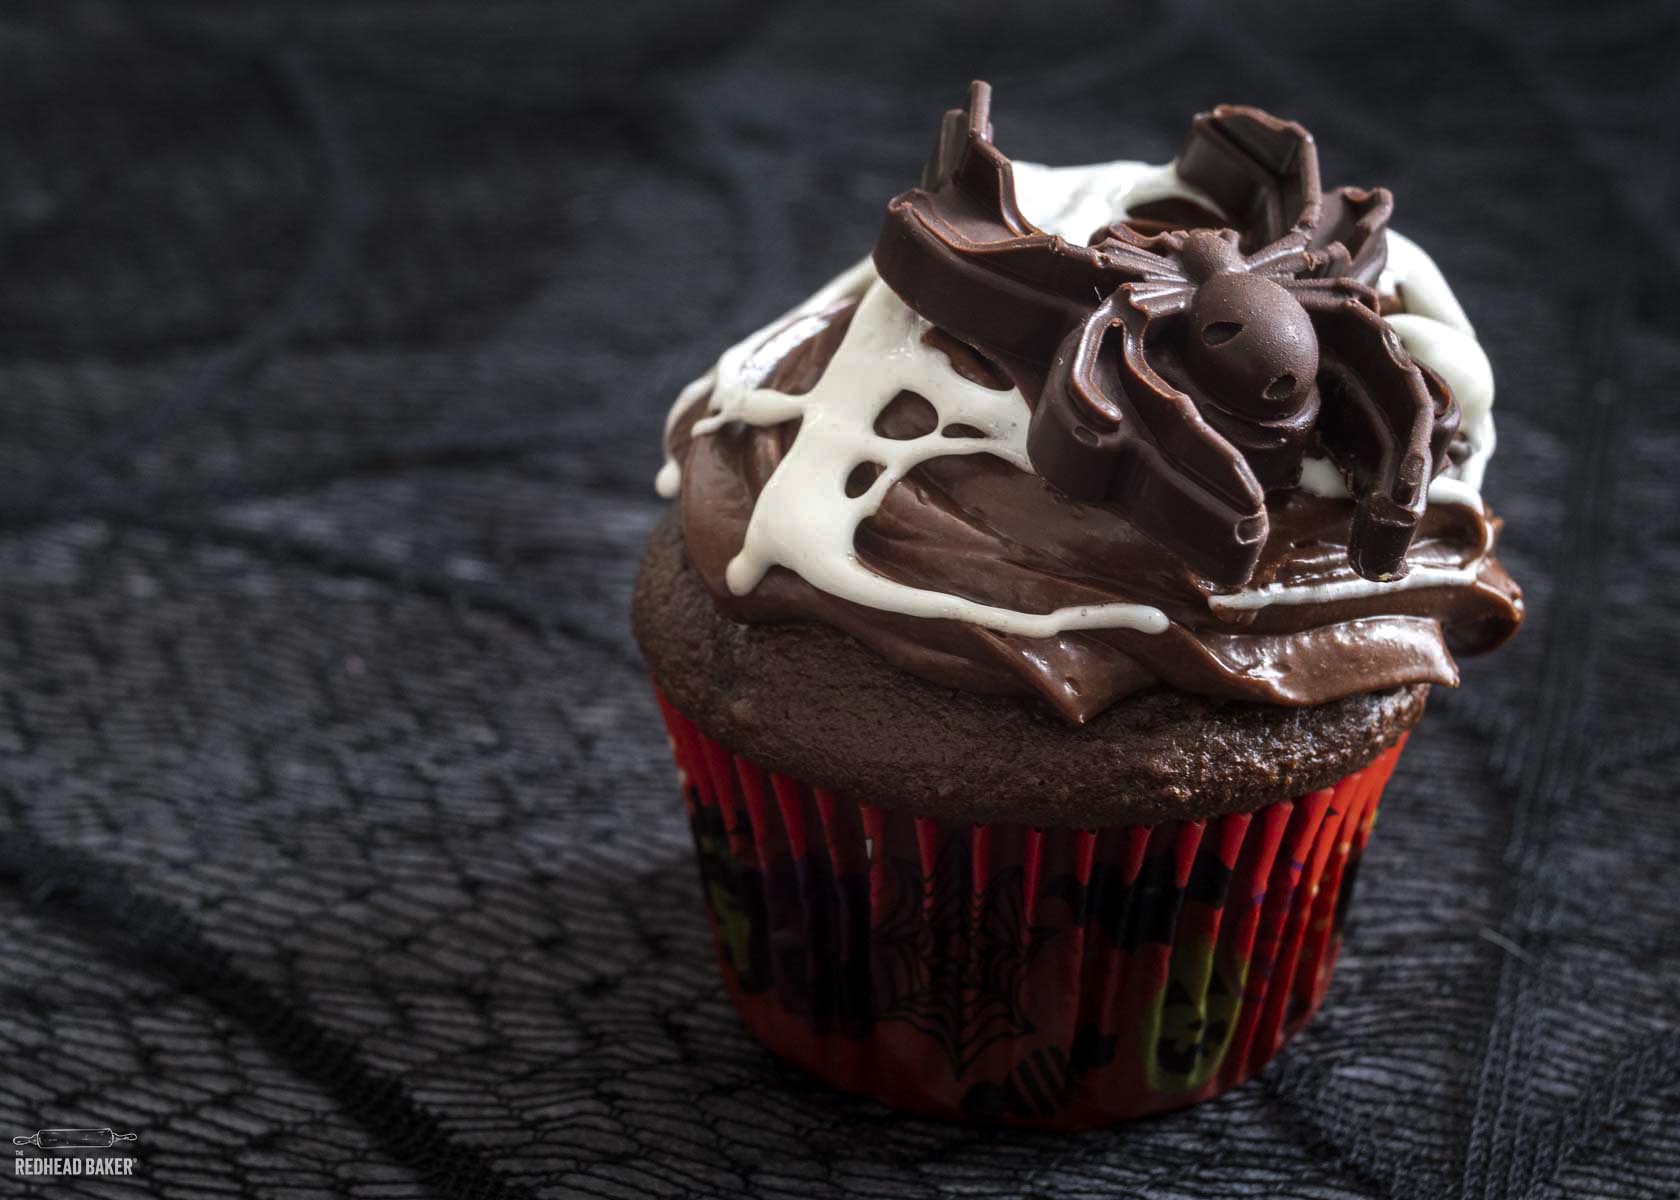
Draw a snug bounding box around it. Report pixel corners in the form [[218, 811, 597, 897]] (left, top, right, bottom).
[[655, 688, 1403, 1128]]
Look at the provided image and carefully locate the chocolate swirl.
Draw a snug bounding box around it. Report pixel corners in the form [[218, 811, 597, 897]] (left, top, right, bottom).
[[876, 82, 1456, 584]]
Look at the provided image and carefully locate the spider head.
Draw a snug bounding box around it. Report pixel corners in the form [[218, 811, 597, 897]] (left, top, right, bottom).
[[1183, 269, 1319, 421], [1177, 229, 1244, 282]]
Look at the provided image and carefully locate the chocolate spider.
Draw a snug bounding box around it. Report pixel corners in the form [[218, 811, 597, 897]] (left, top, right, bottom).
[[872, 82, 1460, 587]]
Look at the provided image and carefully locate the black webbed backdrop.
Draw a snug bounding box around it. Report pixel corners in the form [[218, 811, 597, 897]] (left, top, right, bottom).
[[1, 1, 1676, 1197]]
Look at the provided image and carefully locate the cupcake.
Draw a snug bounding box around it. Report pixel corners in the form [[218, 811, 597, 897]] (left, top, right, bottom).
[[633, 82, 1521, 1127]]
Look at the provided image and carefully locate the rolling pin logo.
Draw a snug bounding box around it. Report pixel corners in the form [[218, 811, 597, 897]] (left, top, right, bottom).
[[14, 1128, 138, 1149], [13, 1128, 140, 1178]]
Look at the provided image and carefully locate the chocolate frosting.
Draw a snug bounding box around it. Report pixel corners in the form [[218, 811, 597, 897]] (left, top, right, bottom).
[[634, 509, 1432, 825], [661, 85, 1522, 725]]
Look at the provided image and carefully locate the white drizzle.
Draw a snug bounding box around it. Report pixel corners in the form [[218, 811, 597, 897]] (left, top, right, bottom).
[[1382, 229, 1496, 492], [699, 275, 1169, 636], [1208, 558, 1484, 612], [657, 157, 1500, 632], [656, 256, 877, 500]]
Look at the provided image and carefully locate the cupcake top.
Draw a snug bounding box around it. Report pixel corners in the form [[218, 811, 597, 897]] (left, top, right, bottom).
[[657, 83, 1522, 725]]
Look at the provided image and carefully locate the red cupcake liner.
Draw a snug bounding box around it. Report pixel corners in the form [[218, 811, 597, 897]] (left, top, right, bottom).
[[654, 687, 1405, 1128]]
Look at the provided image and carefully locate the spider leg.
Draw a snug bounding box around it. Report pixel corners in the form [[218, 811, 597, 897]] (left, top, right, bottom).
[[1296, 281, 1456, 580], [1091, 234, 1191, 282], [1420, 362, 1461, 465], [1029, 287, 1268, 587], [1172, 107, 1393, 280], [1240, 232, 1315, 279], [1303, 187, 1392, 284], [876, 83, 1163, 370], [1175, 106, 1323, 246], [921, 81, 992, 191]]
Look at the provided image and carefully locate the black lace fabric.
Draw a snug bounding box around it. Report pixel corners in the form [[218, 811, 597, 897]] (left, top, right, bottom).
[[1, 2, 1675, 1196]]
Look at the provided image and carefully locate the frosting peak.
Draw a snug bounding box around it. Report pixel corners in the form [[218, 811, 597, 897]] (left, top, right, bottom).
[[656, 84, 1521, 724]]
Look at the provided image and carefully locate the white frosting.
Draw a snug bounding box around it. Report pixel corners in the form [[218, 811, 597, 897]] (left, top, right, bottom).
[[1381, 229, 1496, 492], [1387, 313, 1496, 492], [1380, 230, 1474, 336], [656, 257, 877, 500], [658, 158, 1500, 632], [1296, 455, 1351, 499], [1011, 159, 1223, 243]]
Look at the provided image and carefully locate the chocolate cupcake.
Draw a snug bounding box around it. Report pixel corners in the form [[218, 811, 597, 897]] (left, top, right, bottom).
[[633, 82, 1521, 1127]]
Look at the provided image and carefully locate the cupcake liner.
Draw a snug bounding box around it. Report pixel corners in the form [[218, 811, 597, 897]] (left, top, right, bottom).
[[654, 687, 1404, 1128]]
